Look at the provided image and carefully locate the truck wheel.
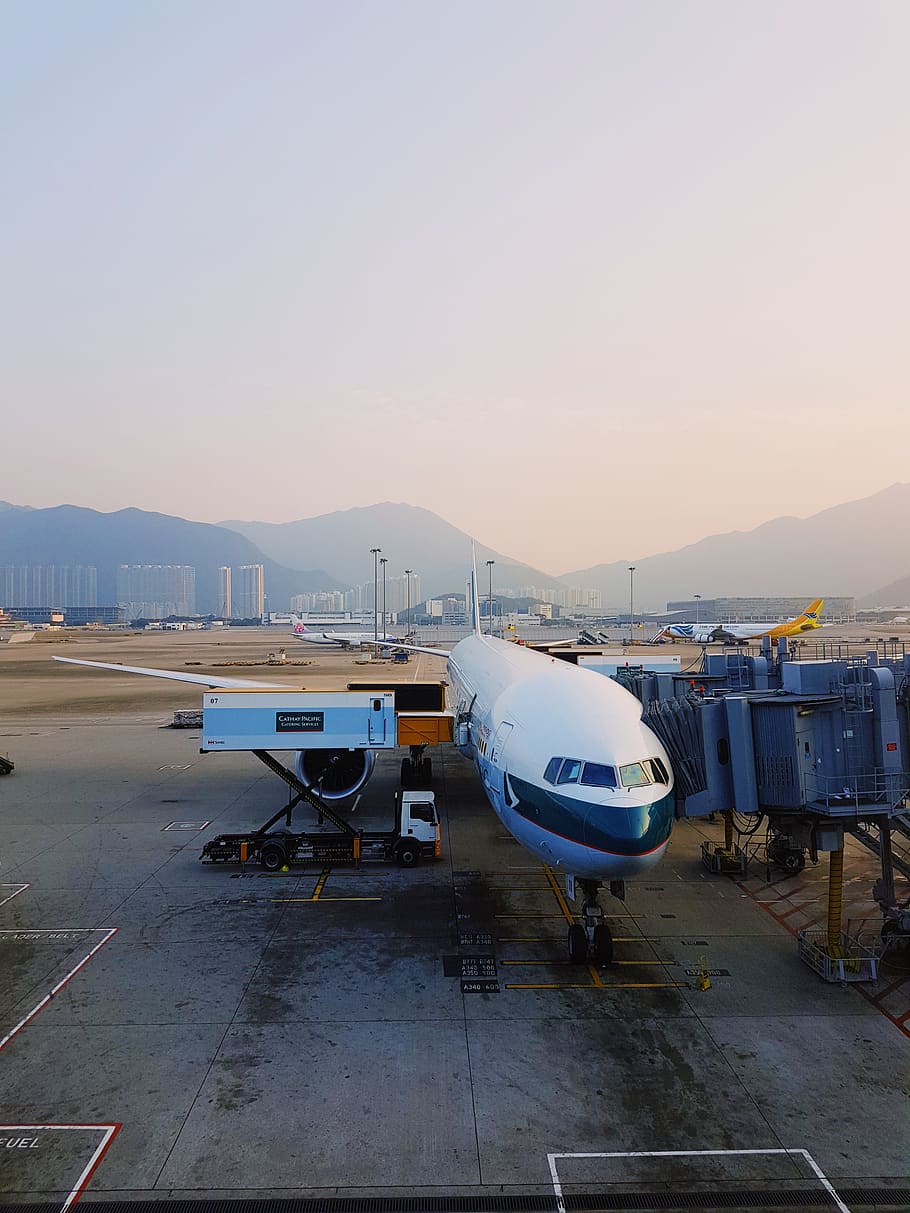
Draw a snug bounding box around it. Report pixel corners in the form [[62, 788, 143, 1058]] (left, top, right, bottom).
[[260, 839, 287, 872], [395, 839, 420, 867], [418, 757, 433, 787]]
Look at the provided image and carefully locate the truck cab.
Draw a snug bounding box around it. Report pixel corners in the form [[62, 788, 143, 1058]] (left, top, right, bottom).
[[395, 790, 440, 865]]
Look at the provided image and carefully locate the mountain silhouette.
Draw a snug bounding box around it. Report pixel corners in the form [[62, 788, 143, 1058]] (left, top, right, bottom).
[[0, 505, 341, 613], [220, 502, 566, 600]]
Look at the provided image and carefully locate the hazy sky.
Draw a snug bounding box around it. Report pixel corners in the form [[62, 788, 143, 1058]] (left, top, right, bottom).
[[3, 1, 908, 574]]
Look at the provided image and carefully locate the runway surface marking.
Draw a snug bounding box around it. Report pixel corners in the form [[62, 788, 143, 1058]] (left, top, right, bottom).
[[547, 1148, 850, 1213], [738, 847, 910, 1037], [271, 868, 382, 903], [0, 884, 30, 907], [0, 928, 118, 1053], [0, 1123, 121, 1212], [496, 866, 686, 991]]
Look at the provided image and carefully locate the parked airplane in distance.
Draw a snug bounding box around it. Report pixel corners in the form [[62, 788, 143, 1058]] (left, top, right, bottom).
[[653, 599, 825, 645], [291, 621, 401, 648], [54, 557, 675, 966]]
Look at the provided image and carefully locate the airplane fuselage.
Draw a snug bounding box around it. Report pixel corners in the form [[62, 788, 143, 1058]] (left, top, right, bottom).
[[292, 627, 400, 648], [446, 634, 674, 881]]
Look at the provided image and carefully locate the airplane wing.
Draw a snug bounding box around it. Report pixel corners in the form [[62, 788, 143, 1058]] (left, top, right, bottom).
[[52, 656, 291, 689], [372, 639, 451, 658]]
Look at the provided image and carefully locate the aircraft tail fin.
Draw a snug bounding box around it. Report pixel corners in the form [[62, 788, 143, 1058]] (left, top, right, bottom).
[[771, 599, 825, 639], [796, 599, 824, 630]]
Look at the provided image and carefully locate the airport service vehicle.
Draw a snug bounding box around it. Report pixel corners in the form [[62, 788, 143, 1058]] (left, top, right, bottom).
[[202, 755, 439, 871]]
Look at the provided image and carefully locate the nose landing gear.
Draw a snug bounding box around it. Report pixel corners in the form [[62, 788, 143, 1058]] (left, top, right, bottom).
[[567, 879, 616, 966]]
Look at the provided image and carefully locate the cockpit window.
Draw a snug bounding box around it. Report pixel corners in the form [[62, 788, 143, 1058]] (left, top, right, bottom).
[[619, 762, 650, 787], [648, 756, 669, 784], [581, 762, 617, 787], [619, 757, 670, 787], [543, 757, 562, 784], [557, 758, 583, 784]]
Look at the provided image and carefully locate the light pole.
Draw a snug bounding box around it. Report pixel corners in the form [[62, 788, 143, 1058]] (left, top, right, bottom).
[[628, 566, 636, 646], [486, 559, 495, 635], [370, 547, 381, 647], [694, 594, 701, 625], [404, 569, 413, 635], [380, 557, 388, 640]]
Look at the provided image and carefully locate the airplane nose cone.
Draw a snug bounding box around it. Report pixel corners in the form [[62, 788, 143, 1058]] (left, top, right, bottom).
[[583, 791, 674, 856]]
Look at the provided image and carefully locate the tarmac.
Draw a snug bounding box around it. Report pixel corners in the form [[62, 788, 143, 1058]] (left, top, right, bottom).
[[0, 629, 908, 1210]]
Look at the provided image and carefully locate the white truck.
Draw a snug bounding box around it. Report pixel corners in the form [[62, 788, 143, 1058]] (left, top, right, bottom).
[[202, 787, 439, 871]]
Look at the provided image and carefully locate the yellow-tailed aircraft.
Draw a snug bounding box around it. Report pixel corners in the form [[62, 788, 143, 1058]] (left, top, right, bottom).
[[654, 599, 825, 644]]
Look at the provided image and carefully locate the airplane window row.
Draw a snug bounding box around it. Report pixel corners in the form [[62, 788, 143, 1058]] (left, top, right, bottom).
[[543, 755, 669, 789]]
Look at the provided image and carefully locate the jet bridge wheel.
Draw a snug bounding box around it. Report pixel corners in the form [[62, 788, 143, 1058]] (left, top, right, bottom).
[[567, 924, 588, 963]]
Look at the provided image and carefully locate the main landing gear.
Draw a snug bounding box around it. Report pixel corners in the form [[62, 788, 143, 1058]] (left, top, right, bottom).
[[400, 745, 433, 789], [567, 879, 624, 966]]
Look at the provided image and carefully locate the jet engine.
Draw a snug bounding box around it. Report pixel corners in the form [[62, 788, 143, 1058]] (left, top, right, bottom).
[[294, 748, 376, 801]]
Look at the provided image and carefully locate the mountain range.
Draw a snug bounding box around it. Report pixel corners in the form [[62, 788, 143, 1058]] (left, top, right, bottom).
[[219, 503, 565, 600], [560, 482, 910, 609], [0, 504, 341, 614], [2, 484, 909, 612]]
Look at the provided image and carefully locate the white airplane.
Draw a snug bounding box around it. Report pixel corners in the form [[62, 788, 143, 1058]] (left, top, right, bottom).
[[291, 620, 402, 648], [368, 564, 675, 964], [53, 559, 674, 965], [653, 599, 825, 645]]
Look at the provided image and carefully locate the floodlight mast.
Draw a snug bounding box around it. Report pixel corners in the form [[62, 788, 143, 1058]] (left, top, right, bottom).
[[370, 548, 381, 647]]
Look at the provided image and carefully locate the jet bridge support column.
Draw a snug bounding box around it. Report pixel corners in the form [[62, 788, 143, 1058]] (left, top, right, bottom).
[[826, 847, 845, 950]]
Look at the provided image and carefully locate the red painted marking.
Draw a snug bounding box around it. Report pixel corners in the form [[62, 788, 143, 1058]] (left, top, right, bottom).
[[0, 929, 118, 1053]]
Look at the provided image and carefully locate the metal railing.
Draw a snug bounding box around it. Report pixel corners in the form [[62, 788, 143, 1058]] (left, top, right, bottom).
[[803, 770, 910, 816]]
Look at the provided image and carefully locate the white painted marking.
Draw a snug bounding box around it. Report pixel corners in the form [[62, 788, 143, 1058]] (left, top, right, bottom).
[[546, 1149, 850, 1213], [0, 928, 118, 1052], [157, 764, 192, 770], [161, 820, 212, 832], [0, 884, 30, 907], [0, 1123, 120, 1211]]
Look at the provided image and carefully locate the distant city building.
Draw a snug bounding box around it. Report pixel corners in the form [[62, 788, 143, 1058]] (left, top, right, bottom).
[[0, 564, 98, 608], [503, 585, 603, 612], [290, 591, 347, 614], [665, 597, 856, 624], [427, 596, 467, 626], [346, 572, 420, 619], [218, 566, 232, 619], [8, 606, 127, 626], [116, 564, 196, 619], [235, 563, 265, 620]]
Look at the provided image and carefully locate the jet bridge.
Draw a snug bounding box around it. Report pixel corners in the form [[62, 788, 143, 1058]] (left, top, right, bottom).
[[605, 651, 910, 961]]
